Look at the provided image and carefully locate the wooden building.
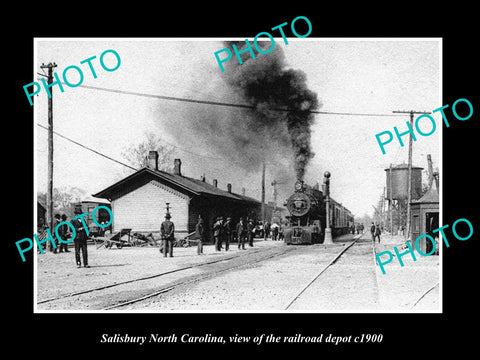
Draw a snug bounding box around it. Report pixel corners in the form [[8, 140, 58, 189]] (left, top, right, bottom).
[[410, 177, 439, 254], [93, 151, 262, 241], [37, 200, 46, 230]]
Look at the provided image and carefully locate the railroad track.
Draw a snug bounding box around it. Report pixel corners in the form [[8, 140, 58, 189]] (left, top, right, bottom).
[[411, 282, 439, 308], [37, 247, 266, 305], [284, 233, 368, 310], [103, 245, 298, 310], [37, 245, 298, 310]]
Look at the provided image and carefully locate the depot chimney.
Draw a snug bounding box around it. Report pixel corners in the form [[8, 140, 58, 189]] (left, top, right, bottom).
[[148, 151, 159, 170], [173, 159, 182, 176]]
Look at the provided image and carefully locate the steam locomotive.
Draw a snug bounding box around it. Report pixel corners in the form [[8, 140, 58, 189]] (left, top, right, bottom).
[[284, 180, 354, 244]]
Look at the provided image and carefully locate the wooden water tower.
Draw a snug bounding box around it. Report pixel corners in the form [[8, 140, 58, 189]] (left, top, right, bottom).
[[385, 163, 423, 234]]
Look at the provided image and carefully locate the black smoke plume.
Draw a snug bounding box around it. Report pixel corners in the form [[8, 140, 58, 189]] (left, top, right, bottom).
[[222, 41, 319, 180], [160, 41, 320, 186]]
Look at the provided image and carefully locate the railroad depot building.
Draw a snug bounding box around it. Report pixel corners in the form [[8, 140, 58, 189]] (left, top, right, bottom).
[[93, 151, 262, 241]]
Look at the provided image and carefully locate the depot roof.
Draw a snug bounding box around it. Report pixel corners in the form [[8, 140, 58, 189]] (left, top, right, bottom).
[[92, 167, 260, 204]]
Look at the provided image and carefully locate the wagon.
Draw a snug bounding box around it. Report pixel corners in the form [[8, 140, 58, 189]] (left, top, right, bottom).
[[94, 229, 138, 249]]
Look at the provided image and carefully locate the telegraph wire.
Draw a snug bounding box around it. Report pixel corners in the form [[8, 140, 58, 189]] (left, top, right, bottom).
[[36, 123, 264, 198], [36, 122, 232, 168], [34, 78, 406, 117], [34, 81, 407, 198], [37, 123, 138, 171], [69, 83, 406, 118]]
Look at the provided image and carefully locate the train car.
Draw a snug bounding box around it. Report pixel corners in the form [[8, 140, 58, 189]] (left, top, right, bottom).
[[329, 199, 355, 236], [73, 200, 112, 236], [284, 180, 354, 244]]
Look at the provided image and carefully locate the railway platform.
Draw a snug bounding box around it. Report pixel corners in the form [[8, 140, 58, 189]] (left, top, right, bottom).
[[36, 232, 440, 312], [36, 237, 280, 310], [372, 232, 440, 311]]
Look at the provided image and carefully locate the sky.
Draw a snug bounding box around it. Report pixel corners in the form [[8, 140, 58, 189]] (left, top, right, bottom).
[[34, 38, 441, 218]]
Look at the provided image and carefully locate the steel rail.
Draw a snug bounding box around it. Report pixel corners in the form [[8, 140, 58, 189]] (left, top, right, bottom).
[[37, 248, 264, 305], [103, 246, 297, 310], [284, 234, 364, 310]]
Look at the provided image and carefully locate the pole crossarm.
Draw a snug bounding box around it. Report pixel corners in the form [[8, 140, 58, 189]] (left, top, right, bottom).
[[390, 108, 432, 241]]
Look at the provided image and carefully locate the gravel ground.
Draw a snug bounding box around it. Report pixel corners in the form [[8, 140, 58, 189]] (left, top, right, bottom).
[[36, 239, 280, 310], [36, 233, 440, 312], [373, 233, 440, 312]]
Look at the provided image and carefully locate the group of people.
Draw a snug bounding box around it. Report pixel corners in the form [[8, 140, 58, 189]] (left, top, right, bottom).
[[159, 213, 284, 258], [41, 210, 283, 265], [259, 221, 283, 241], [210, 216, 256, 252], [39, 208, 90, 268], [351, 223, 365, 235]]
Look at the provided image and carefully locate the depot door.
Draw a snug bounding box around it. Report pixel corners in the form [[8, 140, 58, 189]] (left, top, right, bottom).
[[425, 212, 439, 254]]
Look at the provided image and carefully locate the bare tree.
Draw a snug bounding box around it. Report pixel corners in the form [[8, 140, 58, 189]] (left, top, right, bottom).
[[121, 132, 175, 171], [38, 186, 86, 218]]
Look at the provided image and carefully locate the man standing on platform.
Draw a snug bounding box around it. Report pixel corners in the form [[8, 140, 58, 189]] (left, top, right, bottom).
[[271, 222, 279, 241], [236, 218, 246, 250], [161, 213, 175, 258], [213, 217, 223, 251], [58, 214, 71, 253], [222, 217, 232, 251], [374, 223, 382, 243], [370, 222, 376, 242], [194, 215, 205, 255], [247, 218, 255, 247], [264, 221, 271, 240], [73, 208, 89, 268]]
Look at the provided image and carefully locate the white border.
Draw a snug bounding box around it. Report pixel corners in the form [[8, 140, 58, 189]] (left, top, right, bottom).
[[33, 37, 443, 314]]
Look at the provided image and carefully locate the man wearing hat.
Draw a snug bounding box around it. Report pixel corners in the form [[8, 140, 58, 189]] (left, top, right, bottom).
[[73, 209, 89, 268], [222, 217, 232, 251], [370, 222, 376, 242], [194, 215, 205, 255], [52, 213, 61, 253], [58, 214, 71, 253], [161, 213, 175, 258], [213, 216, 223, 252], [247, 218, 255, 247], [236, 217, 247, 250]]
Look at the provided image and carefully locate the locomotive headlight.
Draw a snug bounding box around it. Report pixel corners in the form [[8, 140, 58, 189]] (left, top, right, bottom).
[[295, 181, 303, 191]]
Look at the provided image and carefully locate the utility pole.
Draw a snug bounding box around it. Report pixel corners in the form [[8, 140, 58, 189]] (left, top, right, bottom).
[[261, 162, 266, 225], [40, 62, 57, 251], [271, 179, 286, 211], [382, 187, 386, 229], [271, 180, 278, 211], [389, 163, 393, 236], [392, 109, 431, 241], [323, 171, 333, 244], [427, 154, 434, 188]]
